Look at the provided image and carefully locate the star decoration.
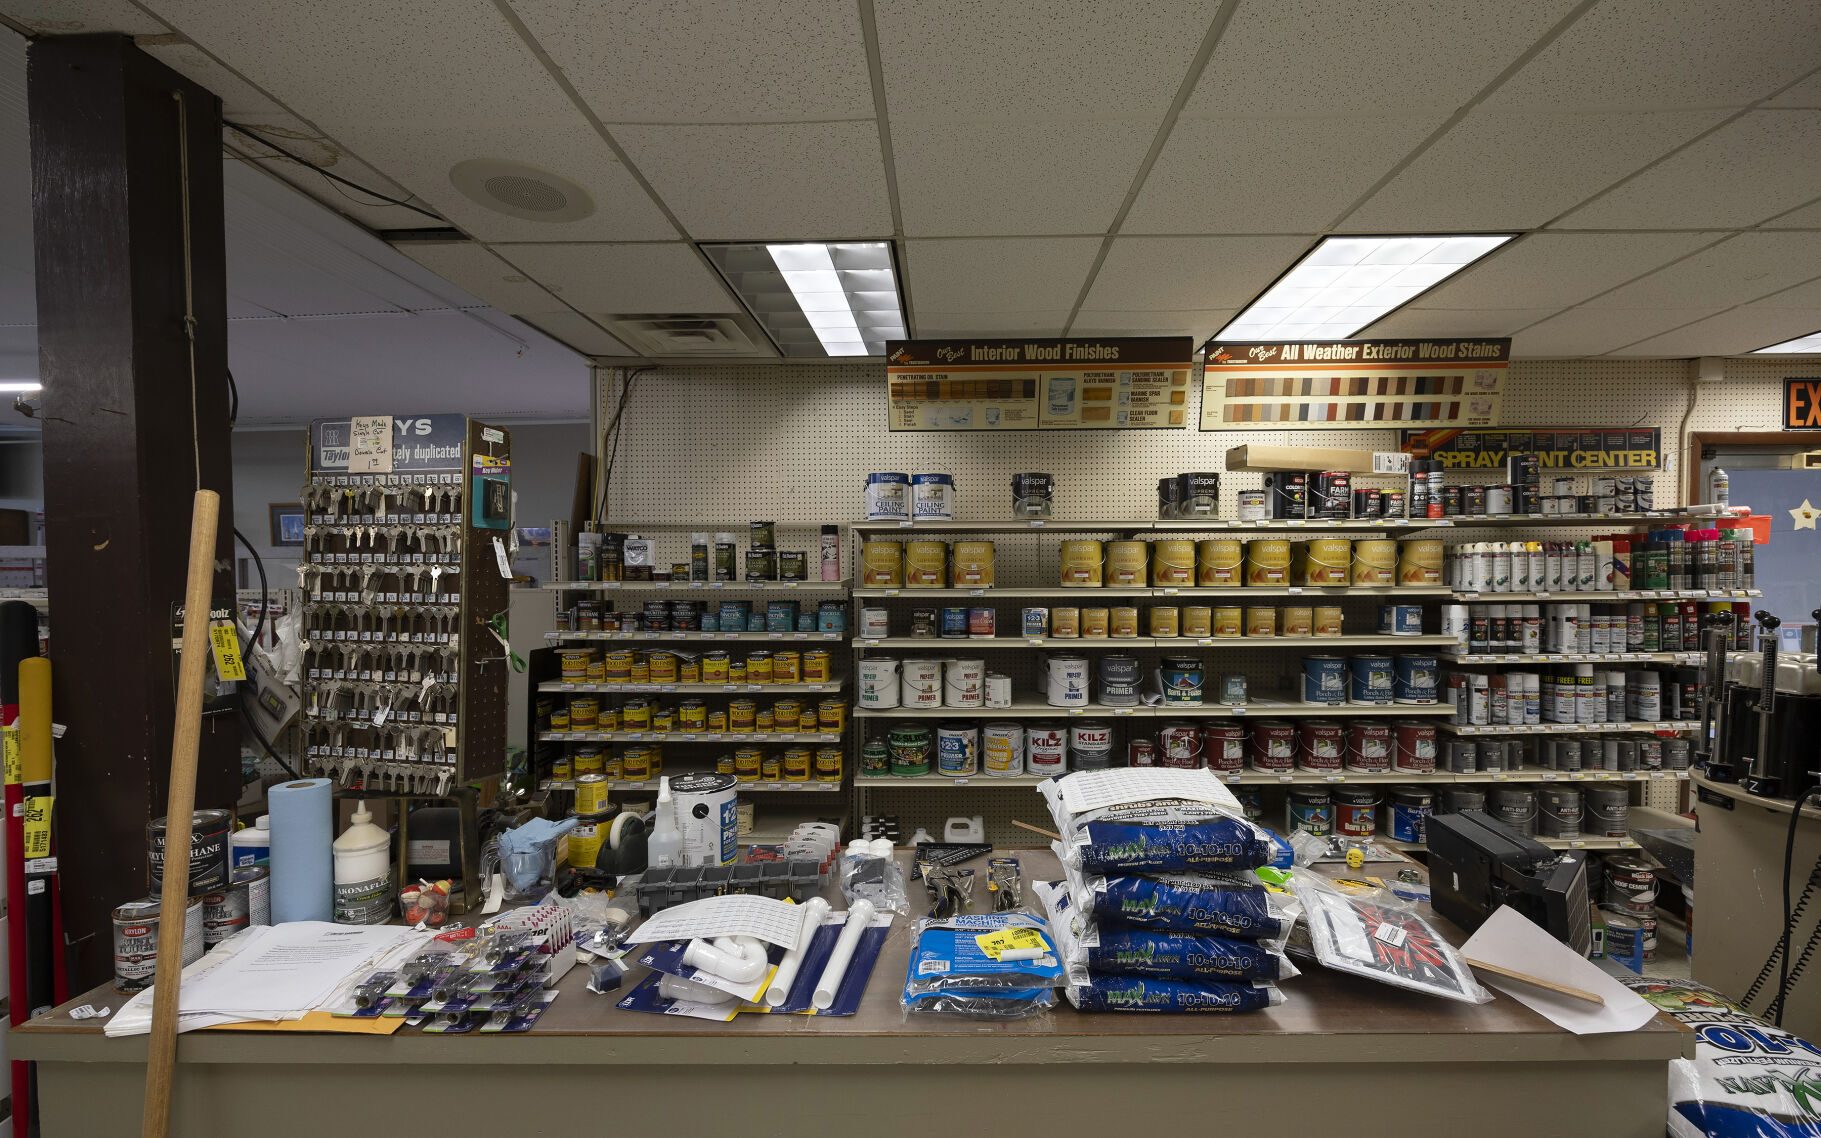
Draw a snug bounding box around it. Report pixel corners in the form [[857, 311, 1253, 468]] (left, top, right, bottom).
[[1793, 500, 1818, 531]]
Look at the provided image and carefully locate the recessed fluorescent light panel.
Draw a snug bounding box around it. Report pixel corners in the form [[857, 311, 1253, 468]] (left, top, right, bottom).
[[0, 382, 41, 393], [702, 241, 906, 358], [1215, 234, 1515, 342], [1753, 330, 1821, 354]]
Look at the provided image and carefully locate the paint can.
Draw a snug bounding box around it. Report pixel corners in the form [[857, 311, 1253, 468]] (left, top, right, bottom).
[[1287, 788, 1333, 836], [1021, 607, 1049, 636], [949, 540, 995, 586], [911, 473, 955, 520], [944, 659, 985, 707], [1378, 604, 1424, 636], [1158, 656, 1204, 704], [1346, 720, 1392, 773], [1314, 606, 1345, 636], [1397, 539, 1444, 586], [573, 744, 606, 775], [1148, 605, 1181, 637], [1605, 856, 1659, 912], [1440, 787, 1486, 815], [1585, 785, 1630, 837], [860, 540, 904, 586], [985, 672, 1012, 708], [574, 772, 612, 815], [1444, 739, 1478, 772], [1349, 655, 1394, 704], [940, 606, 969, 638], [1393, 654, 1438, 704], [1218, 673, 1248, 706], [1234, 787, 1265, 823], [1045, 656, 1091, 707], [1059, 540, 1105, 587], [1303, 656, 1347, 704], [936, 723, 980, 776], [1245, 539, 1291, 585], [1179, 472, 1221, 515], [672, 772, 739, 866], [865, 472, 910, 521], [1393, 720, 1437, 773], [1070, 722, 1115, 771], [1011, 473, 1054, 517], [1050, 607, 1081, 638], [1100, 607, 1130, 638], [1158, 721, 1203, 769], [1279, 606, 1313, 637], [1127, 737, 1156, 767], [1351, 539, 1397, 585], [1203, 724, 1246, 772], [1183, 605, 1212, 637], [1311, 471, 1352, 519], [1601, 908, 1655, 962], [803, 649, 833, 682], [1236, 490, 1268, 522], [1298, 721, 1344, 772], [1538, 786, 1583, 839], [1097, 656, 1143, 706], [889, 725, 933, 777], [1333, 786, 1381, 839], [1106, 541, 1149, 586], [1213, 606, 1243, 637], [1389, 787, 1433, 843], [1026, 724, 1069, 775], [1196, 539, 1244, 586], [901, 659, 942, 708], [148, 808, 233, 893], [113, 896, 204, 993], [200, 865, 272, 950], [983, 722, 1025, 776], [1302, 538, 1352, 585], [968, 607, 996, 638], [558, 648, 595, 680], [1489, 785, 1538, 837], [857, 658, 901, 709], [1152, 540, 1196, 586], [905, 539, 948, 587], [621, 746, 656, 780], [1249, 720, 1296, 772], [858, 606, 891, 639], [1245, 606, 1277, 637], [568, 696, 600, 729]]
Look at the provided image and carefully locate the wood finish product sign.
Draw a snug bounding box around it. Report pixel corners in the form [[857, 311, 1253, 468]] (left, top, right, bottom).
[[1201, 338, 1509, 430], [1401, 427, 1661, 470], [885, 338, 1192, 431]]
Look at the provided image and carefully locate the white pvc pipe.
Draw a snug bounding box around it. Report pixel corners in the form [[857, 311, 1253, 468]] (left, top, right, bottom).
[[681, 936, 766, 983], [763, 897, 830, 1007], [658, 972, 736, 1004], [812, 899, 875, 1011]]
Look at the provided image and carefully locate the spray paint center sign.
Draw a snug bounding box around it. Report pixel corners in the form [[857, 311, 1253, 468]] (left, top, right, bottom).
[[885, 338, 1192, 430]]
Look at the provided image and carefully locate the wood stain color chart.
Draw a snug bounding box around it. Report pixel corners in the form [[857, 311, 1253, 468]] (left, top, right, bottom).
[[885, 338, 1193, 431], [1201, 338, 1510, 431]]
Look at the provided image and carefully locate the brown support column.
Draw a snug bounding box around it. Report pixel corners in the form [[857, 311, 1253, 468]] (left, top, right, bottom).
[[29, 34, 238, 988]]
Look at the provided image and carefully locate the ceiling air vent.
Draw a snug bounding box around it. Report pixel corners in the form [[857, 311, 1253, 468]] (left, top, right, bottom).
[[602, 314, 776, 358], [448, 159, 595, 223]]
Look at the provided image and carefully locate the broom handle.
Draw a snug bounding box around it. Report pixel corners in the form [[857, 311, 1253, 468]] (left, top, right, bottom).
[[141, 489, 218, 1138]]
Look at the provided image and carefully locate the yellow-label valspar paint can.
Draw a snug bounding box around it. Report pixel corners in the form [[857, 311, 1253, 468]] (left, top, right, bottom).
[[1245, 606, 1278, 637], [1353, 539, 1397, 585], [905, 540, 948, 587], [1152, 540, 1195, 586], [1196, 539, 1243, 587], [1300, 539, 1352, 585], [1213, 606, 1243, 637], [1082, 607, 1110, 637], [1059, 540, 1104, 587], [1397, 539, 1444, 586], [1315, 606, 1345, 636], [951, 541, 995, 586], [861, 540, 904, 586], [1280, 606, 1313, 636], [1183, 605, 1213, 637], [1245, 539, 1291, 585], [1148, 605, 1181, 637], [1106, 541, 1149, 586]]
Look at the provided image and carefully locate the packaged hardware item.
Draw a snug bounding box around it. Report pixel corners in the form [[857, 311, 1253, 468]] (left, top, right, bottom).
[[901, 912, 1062, 1019], [1290, 874, 1490, 1004], [1036, 880, 1297, 983], [1041, 771, 1283, 875], [1064, 974, 1284, 1014], [1058, 856, 1298, 940]]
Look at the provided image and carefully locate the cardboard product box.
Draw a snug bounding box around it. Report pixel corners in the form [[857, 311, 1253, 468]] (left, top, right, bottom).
[[1225, 443, 1379, 473]]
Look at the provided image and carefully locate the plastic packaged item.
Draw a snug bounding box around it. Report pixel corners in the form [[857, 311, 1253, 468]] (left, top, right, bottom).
[[1058, 855, 1298, 940], [840, 841, 909, 915], [1042, 775, 1283, 875], [1064, 974, 1284, 1013], [901, 912, 1064, 1019], [1290, 874, 1491, 1004], [1037, 880, 1297, 983]]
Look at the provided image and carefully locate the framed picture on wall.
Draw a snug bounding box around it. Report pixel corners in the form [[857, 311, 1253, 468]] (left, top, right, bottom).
[[269, 503, 305, 547]]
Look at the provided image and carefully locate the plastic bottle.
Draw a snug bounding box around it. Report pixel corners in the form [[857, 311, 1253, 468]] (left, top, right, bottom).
[[232, 815, 271, 868], [647, 776, 683, 869], [1711, 468, 1729, 509], [332, 801, 394, 925]]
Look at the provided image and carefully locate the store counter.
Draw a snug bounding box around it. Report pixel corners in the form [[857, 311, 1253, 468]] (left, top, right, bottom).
[[15, 849, 1689, 1138]]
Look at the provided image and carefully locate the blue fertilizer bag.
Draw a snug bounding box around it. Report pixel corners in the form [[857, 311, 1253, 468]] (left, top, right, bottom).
[[1036, 880, 1298, 984], [1065, 975, 1283, 1014]]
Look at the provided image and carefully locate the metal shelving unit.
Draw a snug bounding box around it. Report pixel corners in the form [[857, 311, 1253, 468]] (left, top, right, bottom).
[[538, 579, 849, 593], [1450, 588, 1762, 602], [855, 634, 1460, 649], [852, 700, 1454, 720], [1441, 651, 1704, 665], [538, 681, 844, 694], [538, 731, 839, 744], [851, 585, 1452, 599], [1440, 720, 1697, 735], [544, 630, 846, 642]]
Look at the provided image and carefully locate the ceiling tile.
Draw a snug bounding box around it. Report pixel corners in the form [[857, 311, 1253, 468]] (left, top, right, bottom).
[[1361, 307, 1561, 338], [612, 122, 890, 240], [1484, 0, 1821, 111], [1583, 233, 1821, 309], [1612, 307, 1821, 357], [905, 238, 1101, 314], [1380, 232, 1720, 311], [0, 0, 168, 33], [1561, 111, 1821, 229], [400, 242, 565, 313], [1070, 310, 1233, 340], [1184, 0, 1579, 116], [222, 119, 442, 233], [515, 311, 634, 356], [1082, 236, 1313, 312], [141, 41, 284, 115], [1763, 198, 1821, 228], [1509, 307, 1721, 357], [913, 311, 1072, 337], [1341, 109, 1727, 230], [893, 120, 1153, 236], [511, 0, 874, 122], [1748, 276, 1821, 310], [875, 0, 1218, 121], [1766, 71, 1821, 108], [495, 243, 737, 313], [1125, 116, 1443, 234]]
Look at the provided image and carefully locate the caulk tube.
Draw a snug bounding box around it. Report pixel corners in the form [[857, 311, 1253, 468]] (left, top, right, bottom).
[[812, 899, 876, 1010], [765, 897, 831, 1006]]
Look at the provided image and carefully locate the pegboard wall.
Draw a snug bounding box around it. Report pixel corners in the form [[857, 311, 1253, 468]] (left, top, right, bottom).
[[594, 357, 1794, 523]]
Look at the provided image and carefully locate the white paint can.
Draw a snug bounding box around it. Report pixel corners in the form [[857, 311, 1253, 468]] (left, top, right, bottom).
[[671, 772, 739, 867], [1026, 724, 1068, 775], [901, 659, 943, 708], [859, 607, 891, 638], [865, 472, 909, 521], [984, 673, 1013, 708], [944, 658, 984, 707], [858, 658, 901, 709], [911, 473, 955, 521], [1044, 656, 1090, 707], [983, 722, 1025, 775]]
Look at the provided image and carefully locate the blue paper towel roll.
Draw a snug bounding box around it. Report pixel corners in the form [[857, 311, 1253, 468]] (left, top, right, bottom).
[[269, 778, 334, 923]]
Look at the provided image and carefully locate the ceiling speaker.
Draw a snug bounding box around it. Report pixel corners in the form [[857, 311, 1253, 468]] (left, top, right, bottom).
[[448, 159, 595, 223]]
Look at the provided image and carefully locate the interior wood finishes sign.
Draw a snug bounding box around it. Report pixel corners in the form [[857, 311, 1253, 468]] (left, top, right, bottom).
[[1402, 427, 1661, 470], [885, 338, 1192, 431], [1201, 338, 1509, 430]]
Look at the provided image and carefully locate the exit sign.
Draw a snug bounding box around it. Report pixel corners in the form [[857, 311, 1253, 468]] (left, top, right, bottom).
[[1786, 378, 1821, 429]]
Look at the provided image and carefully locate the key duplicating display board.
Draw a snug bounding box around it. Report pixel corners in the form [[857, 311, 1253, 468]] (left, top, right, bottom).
[[885, 338, 1193, 431], [1202, 339, 1510, 431]]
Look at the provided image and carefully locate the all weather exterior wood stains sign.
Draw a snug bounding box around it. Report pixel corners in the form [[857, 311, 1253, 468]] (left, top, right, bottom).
[[885, 338, 1193, 431], [1201, 338, 1509, 430]]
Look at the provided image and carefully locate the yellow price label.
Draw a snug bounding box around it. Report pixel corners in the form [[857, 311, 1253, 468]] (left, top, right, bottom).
[[2, 725, 19, 786], [974, 926, 1047, 960], [22, 795, 51, 859], [209, 622, 248, 682]]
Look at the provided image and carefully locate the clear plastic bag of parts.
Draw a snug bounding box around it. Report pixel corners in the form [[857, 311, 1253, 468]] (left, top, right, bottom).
[[840, 848, 909, 916], [1035, 879, 1299, 986], [1287, 830, 1402, 868], [901, 913, 1063, 1020], [1040, 772, 1288, 877], [1618, 975, 1821, 1138], [1290, 873, 1491, 1004], [1056, 848, 1301, 941]]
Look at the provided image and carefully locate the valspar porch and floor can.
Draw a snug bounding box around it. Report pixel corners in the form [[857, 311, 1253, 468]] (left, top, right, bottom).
[[672, 772, 739, 867]]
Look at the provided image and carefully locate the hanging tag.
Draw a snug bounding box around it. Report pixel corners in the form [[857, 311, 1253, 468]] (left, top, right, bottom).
[[349, 415, 395, 473], [494, 537, 513, 579], [3, 726, 19, 786], [209, 621, 248, 681], [22, 794, 52, 859]]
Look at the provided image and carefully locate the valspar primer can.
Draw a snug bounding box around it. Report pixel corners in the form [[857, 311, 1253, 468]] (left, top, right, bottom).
[[671, 772, 738, 867], [113, 896, 203, 993], [201, 865, 272, 949]]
